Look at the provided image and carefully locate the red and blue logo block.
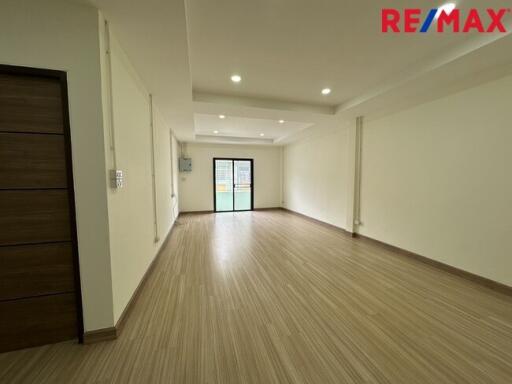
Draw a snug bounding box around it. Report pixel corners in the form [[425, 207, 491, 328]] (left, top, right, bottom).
[[382, 8, 510, 33]]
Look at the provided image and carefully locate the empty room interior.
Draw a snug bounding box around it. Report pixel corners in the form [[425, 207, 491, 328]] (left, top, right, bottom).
[[1, 0, 512, 383]]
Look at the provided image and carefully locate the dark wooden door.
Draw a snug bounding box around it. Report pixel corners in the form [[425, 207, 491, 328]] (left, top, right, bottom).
[[0, 65, 83, 352]]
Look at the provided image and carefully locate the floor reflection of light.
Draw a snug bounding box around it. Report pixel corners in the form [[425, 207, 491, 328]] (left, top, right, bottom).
[[211, 212, 253, 271], [212, 215, 236, 271]]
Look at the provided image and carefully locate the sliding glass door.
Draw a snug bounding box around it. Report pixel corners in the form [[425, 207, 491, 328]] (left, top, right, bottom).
[[214, 159, 234, 211], [234, 160, 252, 211], [214, 158, 253, 212]]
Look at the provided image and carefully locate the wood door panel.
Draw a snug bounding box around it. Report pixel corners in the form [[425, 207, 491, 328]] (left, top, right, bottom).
[[0, 132, 68, 189], [0, 243, 75, 301], [0, 74, 63, 134], [0, 190, 71, 246], [0, 65, 82, 352], [0, 293, 77, 353]]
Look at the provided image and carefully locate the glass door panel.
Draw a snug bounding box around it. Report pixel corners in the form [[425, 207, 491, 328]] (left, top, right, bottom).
[[214, 159, 233, 211], [234, 160, 252, 211]]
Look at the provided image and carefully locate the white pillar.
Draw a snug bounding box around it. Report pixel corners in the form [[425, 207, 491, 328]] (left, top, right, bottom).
[[346, 116, 363, 234]]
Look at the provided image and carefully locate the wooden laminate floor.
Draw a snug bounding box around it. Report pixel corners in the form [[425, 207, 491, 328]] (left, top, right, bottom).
[[1, 210, 511, 383]]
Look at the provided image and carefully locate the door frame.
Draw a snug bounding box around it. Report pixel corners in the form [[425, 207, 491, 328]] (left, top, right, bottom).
[[213, 158, 254, 212], [0, 64, 84, 343]]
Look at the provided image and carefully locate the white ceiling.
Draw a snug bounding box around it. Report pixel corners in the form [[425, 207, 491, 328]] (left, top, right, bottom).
[[194, 114, 313, 144], [186, 0, 512, 106], [82, 0, 512, 145]]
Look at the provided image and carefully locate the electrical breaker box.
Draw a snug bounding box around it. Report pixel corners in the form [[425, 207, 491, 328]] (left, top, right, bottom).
[[179, 158, 192, 172]]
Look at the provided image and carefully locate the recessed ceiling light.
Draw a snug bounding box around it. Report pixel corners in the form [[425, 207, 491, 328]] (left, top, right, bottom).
[[321, 88, 331, 95], [260, 133, 265, 137], [278, 120, 285, 124], [213, 130, 219, 134], [231, 74, 242, 83], [435, 2, 456, 19], [219, 114, 226, 119]]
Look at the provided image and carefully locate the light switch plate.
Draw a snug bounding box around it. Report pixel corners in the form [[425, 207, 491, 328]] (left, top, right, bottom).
[[110, 169, 124, 189]]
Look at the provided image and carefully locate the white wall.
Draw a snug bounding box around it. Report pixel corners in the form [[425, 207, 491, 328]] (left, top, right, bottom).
[[360, 75, 512, 287], [1, 0, 182, 332], [100, 22, 180, 323], [282, 75, 512, 287], [283, 124, 349, 229], [179, 143, 282, 212], [0, 0, 114, 331]]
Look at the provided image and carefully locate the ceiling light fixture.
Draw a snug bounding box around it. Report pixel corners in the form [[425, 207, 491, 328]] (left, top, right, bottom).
[[213, 130, 219, 134], [260, 133, 265, 137], [278, 120, 285, 124], [435, 2, 456, 19], [321, 88, 331, 95], [231, 74, 242, 83], [219, 114, 226, 119]]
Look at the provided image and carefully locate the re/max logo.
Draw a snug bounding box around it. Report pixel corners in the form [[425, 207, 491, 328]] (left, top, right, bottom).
[[382, 8, 510, 33]]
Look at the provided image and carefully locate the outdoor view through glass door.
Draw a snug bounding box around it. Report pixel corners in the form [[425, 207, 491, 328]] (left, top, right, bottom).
[[214, 158, 253, 212]]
